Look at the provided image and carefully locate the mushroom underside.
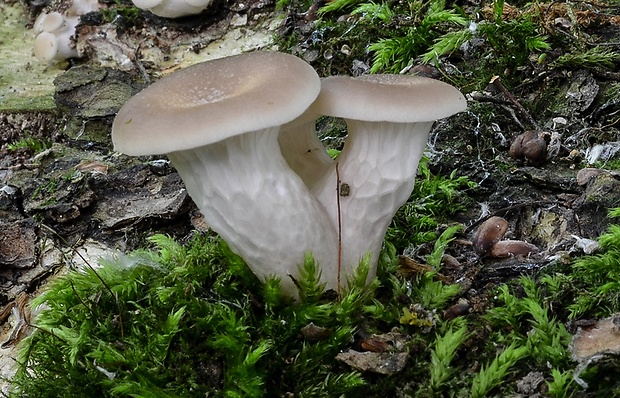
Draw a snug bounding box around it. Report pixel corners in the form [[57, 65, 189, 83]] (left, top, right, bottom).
[[167, 127, 339, 296], [308, 120, 435, 282]]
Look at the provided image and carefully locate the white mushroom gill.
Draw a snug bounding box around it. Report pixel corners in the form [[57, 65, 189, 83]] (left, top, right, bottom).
[[311, 120, 434, 284], [167, 128, 338, 295], [301, 74, 466, 289]]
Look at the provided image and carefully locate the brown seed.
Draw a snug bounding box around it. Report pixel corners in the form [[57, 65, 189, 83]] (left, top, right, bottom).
[[441, 254, 461, 269], [508, 130, 538, 158], [488, 240, 539, 258], [522, 137, 547, 166], [443, 302, 471, 320], [300, 322, 331, 342], [472, 216, 508, 255], [361, 337, 390, 353], [509, 131, 547, 165]]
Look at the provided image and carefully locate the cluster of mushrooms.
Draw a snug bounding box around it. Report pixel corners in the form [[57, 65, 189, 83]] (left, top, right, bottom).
[[33, 0, 99, 63], [112, 51, 466, 297], [31, 0, 209, 64]]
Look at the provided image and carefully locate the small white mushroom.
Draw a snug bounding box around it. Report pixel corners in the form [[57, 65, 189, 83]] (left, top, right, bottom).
[[309, 75, 466, 286], [131, 0, 214, 18], [112, 52, 338, 296], [33, 12, 80, 63], [67, 0, 101, 16], [33, 11, 65, 34]]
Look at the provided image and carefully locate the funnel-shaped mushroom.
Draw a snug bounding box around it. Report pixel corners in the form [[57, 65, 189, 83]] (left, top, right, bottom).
[[310, 75, 466, 285], [112, 52, 338, 296]]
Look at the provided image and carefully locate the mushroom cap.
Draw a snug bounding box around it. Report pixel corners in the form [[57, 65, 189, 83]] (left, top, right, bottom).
[[311, 74, 466, 122], [67, 0, 101, 16], [131, 0, 163, 9], [33, 32, 59, 62], [185, 0, 213, 7], [112, 51, 321, 156], [36, 12, 65, 34]]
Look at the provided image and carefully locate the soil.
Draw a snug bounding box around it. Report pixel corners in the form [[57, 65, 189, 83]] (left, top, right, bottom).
[[1, 0, 620, 393]]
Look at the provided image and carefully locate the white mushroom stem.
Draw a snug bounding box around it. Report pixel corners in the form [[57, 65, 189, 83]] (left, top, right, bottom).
[[167, 127, 338, 296], [278, 121, 334, 191], [311, 120, 434, 285], [131, 0, 213, 17]]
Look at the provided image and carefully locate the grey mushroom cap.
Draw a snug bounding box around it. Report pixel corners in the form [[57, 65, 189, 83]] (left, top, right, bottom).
[[311, 74, 467, 122], [112, 51, 321, 156]]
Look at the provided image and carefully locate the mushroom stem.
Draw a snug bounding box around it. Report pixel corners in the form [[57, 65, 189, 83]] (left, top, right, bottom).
[[167, 127, 338, 296], [311, 120, 434, 285], [278, 121, 334, 191]]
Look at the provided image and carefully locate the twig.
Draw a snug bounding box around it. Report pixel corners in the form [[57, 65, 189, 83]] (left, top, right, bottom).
[[336, 163, 343, 296], [490, 76, 540, 130]]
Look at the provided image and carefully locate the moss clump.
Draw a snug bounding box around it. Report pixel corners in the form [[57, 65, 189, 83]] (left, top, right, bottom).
[[567, 208, 620, 319], [9, 234, 384, 397], [9, 207, 620, 396], [386, 158, 475, 250]]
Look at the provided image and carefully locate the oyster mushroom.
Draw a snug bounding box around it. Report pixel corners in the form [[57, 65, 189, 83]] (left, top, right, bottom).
[[33, 12, 79, 63], [131, 0, 214, 18], [112, 52, 338, 296], [308, 75, 466, 285], [32, 0, 99, 64]]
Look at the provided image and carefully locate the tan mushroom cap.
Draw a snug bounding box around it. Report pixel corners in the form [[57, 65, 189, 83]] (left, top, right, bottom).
[[311, 74, 467, 123], [112, 51, 321, 156]]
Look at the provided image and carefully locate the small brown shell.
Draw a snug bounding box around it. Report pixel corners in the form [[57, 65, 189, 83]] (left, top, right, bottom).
[[472, 216, 509, 255], [508, 130, 538, 158], [509, 131, 547, 166], [522, 138, 547, 166], [488, 240, 539, 258], [443, 301, 471, 320], [361, 337, 390, 353]]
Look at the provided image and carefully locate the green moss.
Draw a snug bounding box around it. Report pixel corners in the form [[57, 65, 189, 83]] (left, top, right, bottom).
[[100, 2, 141, 24], [6, 135, 51, 154], [10, 205, 620, 397], [567, 211, 620, 319], [556, 47, 620, 70], [0, 96, 57, 113], [387, 158, 476, 250], [9, 235, 383, 397]]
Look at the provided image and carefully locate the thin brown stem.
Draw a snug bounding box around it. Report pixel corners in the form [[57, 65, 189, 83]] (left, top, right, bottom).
[[335, 162, 343, 296], [490, 76, 540, 130]]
